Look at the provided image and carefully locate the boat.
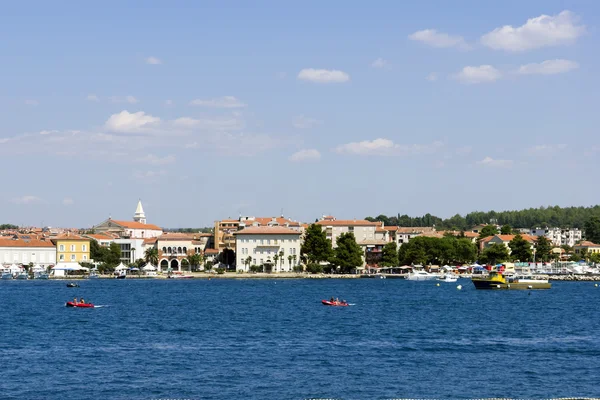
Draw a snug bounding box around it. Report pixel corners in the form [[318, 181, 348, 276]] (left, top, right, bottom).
[[168, 274, 193, 279], [321, 299, 349, 307], [438, 273, 458, 282], [472, 271, 551, 290], [405, 270, 439, 281], [34, 272, 49, 279], [16, 272, 29, 280], [2, 272, 14, 280], [66, 283, 79, 287], [65, 302, 95, 308], [88, 272, 99, 279]]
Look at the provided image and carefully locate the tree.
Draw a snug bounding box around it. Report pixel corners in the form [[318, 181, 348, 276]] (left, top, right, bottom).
[[479, 225, 499, 239], [301, 224, 333, 263], [534, 236, 552, 262], [106, 242, 122, 266], [330, 233, 363, 273], [244, 256, 252, 270], [454, 238, 478, 264], [508, 234, 533, 262], [218, 249, 235, 268], [380, 242, 398, 267], [188, 253, 203, 271], [287, 255, 293, 269], [501, 225, 513, 235], [90, 239, 107, 263], [181, 258, 190, 271], [584, 216, 600, 244], [279, 251, 284, 269], [273, 254, 279, 271], [145, 247, 159, 265], [480, 243, 510, 265], [589, 252, 600, 264]]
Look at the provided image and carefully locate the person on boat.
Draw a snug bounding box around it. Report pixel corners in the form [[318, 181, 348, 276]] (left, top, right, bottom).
[[73, 297, 78, 304], [80, 298, 85, 304], [330, 297, 335, 302]]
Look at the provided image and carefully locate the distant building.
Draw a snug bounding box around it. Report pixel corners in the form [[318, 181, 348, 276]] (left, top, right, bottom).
[[0, 236, 56, 267], [479, 234, 536, 254], [214, 216, 301, 253], [573, 241, 600, 256], [234, 226, 301, 272], [93, 200, 163, 239], [529, 227, 582, 247], [51, 233, 91, 263]]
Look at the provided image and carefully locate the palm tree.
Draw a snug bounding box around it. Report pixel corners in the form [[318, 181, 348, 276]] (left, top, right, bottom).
[[245, 256, 252, 270], [288, 255, 293, 270], [188, 254, 202, 271], [279, 251, 284, 269], [145, 247, 158, 265], [273, 254, 279, 272], [293, 254, 297, 266]]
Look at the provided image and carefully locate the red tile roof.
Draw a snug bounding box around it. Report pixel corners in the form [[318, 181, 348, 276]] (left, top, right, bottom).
[[111, 220, 162, 230], [576, 241, 600, 247], [143, 238, 157, 244], [86, 234, 114, 241], [51, 234, 89, 241], [0, 238, 55, 248], [316, 219, 379, 227], [235, 226, 301, 235], [204, 249, 219, 254]]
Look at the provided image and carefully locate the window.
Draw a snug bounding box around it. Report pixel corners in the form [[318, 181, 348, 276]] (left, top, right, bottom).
[[59, 254, 64, 261], [253, 248, 256, 254], [59, 245, 65, 252], [70, 245, 75, 252], [253, 258, 256, 264], [70, 254, 76, 261], [82, 244, 87, 252], [83, 255, 87, 261], [267, 239, 271, 245]]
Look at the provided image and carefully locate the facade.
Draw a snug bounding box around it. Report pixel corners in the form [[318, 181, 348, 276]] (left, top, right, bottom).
[[0, 237, 56, 267], [573, 241, 600, 255], [214, 219, 239, 253], [52, 234, 91, 263], [530, 227, 583, 247], [214, 216, 301, 253], [84, 233, 115, 247], [480, 234, 536, 253], [113, 238, 146, 264], [315, 217, 380, 248], [157, 233, 206, 271], [234, 226, 301, 272], [93, 200, 163, 239]]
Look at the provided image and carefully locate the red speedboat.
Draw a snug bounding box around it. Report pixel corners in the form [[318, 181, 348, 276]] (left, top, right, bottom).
[[65, 302, 95, 308], [322, 300, 349, 307]]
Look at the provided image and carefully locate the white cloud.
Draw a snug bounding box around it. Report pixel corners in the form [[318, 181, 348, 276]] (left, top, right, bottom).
[[189, 96, 246, 108], [146, 56, 162, 65], [481, 10, 585, 52], [289, 149, 321, 162], [477, 156, 513, 168], [292, 115, 322, 129], [335, 138, 444, 156], [297, 68, 350, 83], [426, 72, 438, 82], [25, 99, 39, 106], [86, 94, 99, 102], [110, 96, 139, 104], [39, 130, 58, 135], [62, 197, 74, 206], [173, 116, 244, 131], [132, 170, 167, 180], [11, 195, 42, 204], [408, 29, 470, 50], [528, 144, 567, 154], [136, 154, 176, 165], [371, 58, 391, 69], [517, 59, 579, 75], [105, 110, 160, 133], [455, 65, 501, 84]]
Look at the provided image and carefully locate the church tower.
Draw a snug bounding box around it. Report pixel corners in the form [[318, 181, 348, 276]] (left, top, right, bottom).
[[133, 199, 147, 224]]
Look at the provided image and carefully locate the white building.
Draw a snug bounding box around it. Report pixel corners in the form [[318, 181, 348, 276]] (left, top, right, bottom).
[[234, 226, 301, 272], [530, 227, 582, 247], [93, 200, 163, 239], [315, 216, 380, 248], [0, 237, 56, 267]]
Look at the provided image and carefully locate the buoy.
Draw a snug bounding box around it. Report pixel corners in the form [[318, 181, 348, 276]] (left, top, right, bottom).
[[456, 285, 462, 290], [595, 283, 598, 287], [528, 285, 533, 289], [436, 283, 440, 287], [496, 284, 501, 288], [507, 284, 510, 288]]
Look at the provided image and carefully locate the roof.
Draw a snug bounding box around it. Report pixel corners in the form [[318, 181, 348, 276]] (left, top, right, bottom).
[[358, 239, 388, 245], [110, 220, 162, 231], [375, 227, 387, 233], [239, 217, 298, 227], [234, 226, 301, 235], [204, 248, 219, 254], [157, 233, 195, 240], [395, 227, 435, 234], [143, 238, 157, 244], [51, 234, 89, 241], [85, 234, 114, 241], [0, 238, 55, 248], [220, 219, 239, 223], [575, 241, 600, 247], [316, 219, 379, 227]]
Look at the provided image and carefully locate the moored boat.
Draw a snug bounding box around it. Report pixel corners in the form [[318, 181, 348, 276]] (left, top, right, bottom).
[[405, 270, 439, 281], [438, 273, 458, 282], [472, 271, 551, 290]]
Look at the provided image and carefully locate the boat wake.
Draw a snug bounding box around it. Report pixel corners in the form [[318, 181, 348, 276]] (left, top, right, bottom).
[[93, 305, 107, 308]]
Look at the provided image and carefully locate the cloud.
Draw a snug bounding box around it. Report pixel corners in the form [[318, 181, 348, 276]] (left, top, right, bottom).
[[105, 110, 161, 133], [528, 144, 567, 154], [173, 116, 244, 131], [477, 156, 513, 168], [426, 72, 438, 82], [11, 195, 43, 204], [146, 56, 162, 65], [62, 197, 74, 206], [371, 58, 391, 69], [297, 68, 350, 83], [335, 138, 444, 156], [189, 96, 246, 108], [517, 59, 579, 75], [132, 170, 167, 181], [481, 10, 585, 52], [86, 94, 99, 102], [25, 99, 39, 106], [136, 154, 176, 165], [292, 115, 322, 129], [455, 65, 501, 84], [289, 149, 321, 162], [39, 130, 59, 135], [110, 96, 139, 104], [408, 29, 470, 50], [185, 142, 199, 149]]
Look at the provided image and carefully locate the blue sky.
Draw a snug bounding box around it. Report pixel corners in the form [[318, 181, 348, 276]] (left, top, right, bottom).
[[1, 0, 599, 228]]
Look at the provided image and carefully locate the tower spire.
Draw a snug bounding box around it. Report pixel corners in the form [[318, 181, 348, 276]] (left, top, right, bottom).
[[133, 199, 146, 224]]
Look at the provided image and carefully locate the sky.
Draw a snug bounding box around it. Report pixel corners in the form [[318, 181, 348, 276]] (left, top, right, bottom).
[[1, 0, 599, 228]]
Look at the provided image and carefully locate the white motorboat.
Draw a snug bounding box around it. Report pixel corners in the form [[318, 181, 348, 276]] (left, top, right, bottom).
[[1, 272, 13, 280], [16, 272, 29, 280], [438, 273, 458, 282], [405, 270, 439, 281]]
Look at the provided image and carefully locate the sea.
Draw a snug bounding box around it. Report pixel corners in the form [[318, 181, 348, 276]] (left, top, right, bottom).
[[1, 278, 599, 400]]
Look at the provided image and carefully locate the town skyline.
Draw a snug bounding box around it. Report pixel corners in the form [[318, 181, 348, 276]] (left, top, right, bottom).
[[2, 1, 599, 227]]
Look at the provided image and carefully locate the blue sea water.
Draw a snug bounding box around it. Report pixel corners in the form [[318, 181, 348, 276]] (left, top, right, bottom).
[[1, 278, 599, 400]]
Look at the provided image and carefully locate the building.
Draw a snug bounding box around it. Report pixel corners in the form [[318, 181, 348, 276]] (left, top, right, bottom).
[[530, 227, 583, 247], [83, 233, 116, 247], [51, 233, 91, 263], [315, 217, 380, 248], [573, 241, 600, 256], [156, 233, 210, 272], [480, 234, 536, 253], [93, 200, 163, 239], [234, 226, 301, 272], [214, 219, 239, 253], [0, 236, 56, 267]]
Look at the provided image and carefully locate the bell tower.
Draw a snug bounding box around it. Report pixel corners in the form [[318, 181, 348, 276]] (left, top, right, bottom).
[[133, 199, 147, 224]]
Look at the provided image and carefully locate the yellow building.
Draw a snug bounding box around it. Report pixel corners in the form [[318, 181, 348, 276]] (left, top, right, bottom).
[[52, 233, 91, 263]]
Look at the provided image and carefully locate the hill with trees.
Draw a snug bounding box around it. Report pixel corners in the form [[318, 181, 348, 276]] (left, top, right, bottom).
[[366, 205, 600, 231]]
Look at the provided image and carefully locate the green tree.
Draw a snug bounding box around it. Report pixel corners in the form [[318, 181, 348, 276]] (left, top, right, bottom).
[[584, 216, 600, 244], [480, 243, 510, 265], [181, 258, 190, 271], [105, 242, 122, 266], [188, 253, 203, 271], [144, 247, 159, 265], [588, 252, 600, 264], [454, 238, 478, 264], [380, 242, 398, 267], [534, 236, 552, 262], [508, 234, 533, 262], [330, 233, 363, 273], [301, 224, 333, 263], [287, 255, 293, 269], [273, 254, 279, 271], [500, 225, 513, 235], [90, 239, 108, 263]]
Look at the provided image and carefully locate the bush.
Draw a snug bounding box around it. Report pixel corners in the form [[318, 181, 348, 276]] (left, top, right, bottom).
[[249, 265, 262, 273], [322, 264, 334, 274], [292, 265, 304, 273], [204, 261, 213, 271], [215, 267, 225, 274], [306, 263, 323, 274]]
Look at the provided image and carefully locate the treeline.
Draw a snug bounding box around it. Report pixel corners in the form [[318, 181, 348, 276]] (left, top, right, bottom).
[[398, 236, 478, 266], [366, 205, 600, 230], [0, 224, 19, 230]]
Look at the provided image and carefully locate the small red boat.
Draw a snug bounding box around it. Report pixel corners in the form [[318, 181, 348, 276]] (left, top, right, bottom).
[[65, 302, 95, 308], [322, 300, 349, 307]]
